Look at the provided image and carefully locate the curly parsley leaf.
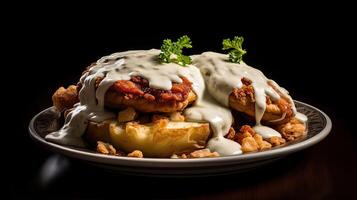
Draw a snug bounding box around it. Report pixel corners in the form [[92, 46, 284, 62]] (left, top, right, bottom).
[[222, 36, 247, 63], [159, 35, 192, 66]]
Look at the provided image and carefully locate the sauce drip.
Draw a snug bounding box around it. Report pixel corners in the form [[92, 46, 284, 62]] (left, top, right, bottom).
[[192, 52, 301, 140], [183, 66, 242, 155]]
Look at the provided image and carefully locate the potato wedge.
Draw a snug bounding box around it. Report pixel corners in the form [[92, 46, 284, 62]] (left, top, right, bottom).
[[85, 120, 211, 157]]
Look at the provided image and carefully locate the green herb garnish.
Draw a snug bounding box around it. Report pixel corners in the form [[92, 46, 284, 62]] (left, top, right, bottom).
[[222, 36, 247, 63], [159, 35, 192, 66]]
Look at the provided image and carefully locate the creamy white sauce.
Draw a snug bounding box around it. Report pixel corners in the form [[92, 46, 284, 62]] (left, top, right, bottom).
[[253, 126, 282, 139], [192, 52, 281, 107], [295, 112, 308, 124], [46, 49, 306, 156], [192, 52, 301, 141], [183, 66, 242, 155]]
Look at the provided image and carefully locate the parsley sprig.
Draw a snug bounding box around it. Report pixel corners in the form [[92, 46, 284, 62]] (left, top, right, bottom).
[[159, 35, 192, 66], [222, 36, 247, 63]]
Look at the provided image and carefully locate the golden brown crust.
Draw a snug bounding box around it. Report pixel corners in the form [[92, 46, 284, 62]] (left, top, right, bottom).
[[229, 85, 294, 125], [96, 141, 125, 156], [267, 136, 286, 146], [105, 90, 197, 113], [225, 125, 287, 153], [127, 150, 144, 158], [241, 137, 260, 153], [85, 117, 211, 158], [52, 85, 79, 112], [173, 149, 220, 159], [274, 118, 307, 141], [55, 82, 196, 114], [236, 126, 272, 153], [76, 73, 197, 113], [88, 116, 305, 158], [103, 76, 196, 113]]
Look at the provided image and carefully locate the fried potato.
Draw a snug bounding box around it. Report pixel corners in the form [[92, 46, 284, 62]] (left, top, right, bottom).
[[85, 119, 211, 158]]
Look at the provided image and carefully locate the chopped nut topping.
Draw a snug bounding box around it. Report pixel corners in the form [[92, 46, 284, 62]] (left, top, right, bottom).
[[268, 136, 286, 146], [52, 85, 79, 112], [189, 149, 220, 158], [253, 134, 272, 150], [276, 118, 306, 141], [240, 125, 256, 136], [225, 127, 236, 140], [96, 141, 120, 155], [127, 150, 144, 158], [241, 137, 259, 153], [176, 149, 220, 159]]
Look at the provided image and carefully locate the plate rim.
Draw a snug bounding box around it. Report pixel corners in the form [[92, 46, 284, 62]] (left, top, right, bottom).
[[28, 100, 332, 167]]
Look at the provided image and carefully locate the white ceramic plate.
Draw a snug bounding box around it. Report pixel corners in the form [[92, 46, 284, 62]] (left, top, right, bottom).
[[29, 101, 331, 177]]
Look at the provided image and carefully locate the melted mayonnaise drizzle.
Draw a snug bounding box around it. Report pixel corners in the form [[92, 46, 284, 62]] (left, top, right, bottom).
[[46, 49, 305, 156]]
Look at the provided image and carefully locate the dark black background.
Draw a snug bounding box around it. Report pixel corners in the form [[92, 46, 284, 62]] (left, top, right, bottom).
[[6, 3, 356, 199]]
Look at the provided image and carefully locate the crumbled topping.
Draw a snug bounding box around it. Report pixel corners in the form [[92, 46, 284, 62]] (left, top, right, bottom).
[[96, 141, 123, 156], [174, 149, 220, 159], [127, 150, 144, 158]]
